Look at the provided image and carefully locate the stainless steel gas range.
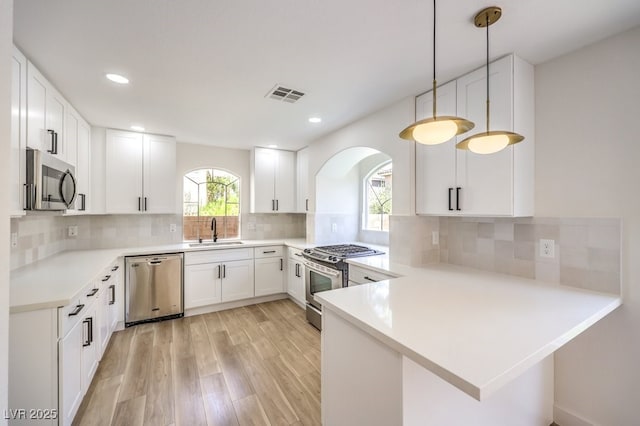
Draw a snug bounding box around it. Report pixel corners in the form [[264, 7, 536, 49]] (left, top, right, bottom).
[[302, 244, 383, 330]]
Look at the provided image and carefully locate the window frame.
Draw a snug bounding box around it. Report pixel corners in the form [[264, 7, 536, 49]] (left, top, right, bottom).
[[362, 160, 392, 233]]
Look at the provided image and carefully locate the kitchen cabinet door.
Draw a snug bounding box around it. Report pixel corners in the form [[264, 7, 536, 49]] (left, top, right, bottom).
[[75, 118, 91, 212], [80, 303, 99, 393], [296, 147, 310, 212], [456, 55, 514, 216], [415, 80, 459, 215], [251, 147, 277, 212], [105, 129, 144, 213], [26, 61, 48, 152], [143, 134, 177, 213], [251, 147, 296, 212], [10, 46, 27, 217], [108, 264, 121, 332], [221, 259, 255, 302], [255, 256, 285, 296], [287, 258, 305, 305], [46, 85, 67, 160], [275, 149, 296, 212], [59, 319, 83, 426], [185, 262, 223, 308]]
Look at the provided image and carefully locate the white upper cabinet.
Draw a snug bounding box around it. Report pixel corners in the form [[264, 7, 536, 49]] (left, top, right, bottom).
[[415, 54, 534, 217], [250, 147, 296, 213], [143, 133, 177, 213], [105, 130, 176, 214], [26, 60, 68, 161], [296, 147, 309, 212], [415, 80, 458, 215], [105, 130, 143, 213], [64, 105, 92, 214], [10, 46, 27, 217]]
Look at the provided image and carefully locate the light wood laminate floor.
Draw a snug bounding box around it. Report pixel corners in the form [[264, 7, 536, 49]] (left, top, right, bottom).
[[73, 299, 321, 426]]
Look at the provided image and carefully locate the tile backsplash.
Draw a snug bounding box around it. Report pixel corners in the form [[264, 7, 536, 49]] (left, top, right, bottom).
[[439, 217, 621, 294], [11, 212, 306, 270]]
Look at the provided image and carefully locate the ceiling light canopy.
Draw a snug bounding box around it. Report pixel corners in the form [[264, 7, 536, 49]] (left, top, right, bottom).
[[308, 117, 322, 123], [399, 0, 474, 145], [456, 7, 524, 154], [105, 73, 129, 84]]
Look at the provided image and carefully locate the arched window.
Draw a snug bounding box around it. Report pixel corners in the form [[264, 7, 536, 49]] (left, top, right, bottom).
[[183, 169, 240, 241], [363, 162, 392, 231]]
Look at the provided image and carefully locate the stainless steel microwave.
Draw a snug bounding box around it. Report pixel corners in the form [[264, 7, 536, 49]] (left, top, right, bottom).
[[25, 148, 77, 211]]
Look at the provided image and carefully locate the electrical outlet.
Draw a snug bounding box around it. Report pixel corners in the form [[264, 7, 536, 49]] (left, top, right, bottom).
[[539, 239, 555, 258], [432, 231, 439, 245], [68, 226, 78, 237], [169, 223, 177, 233], [247, 222, 256, 231], [11, 233, 17, 248], [331, 223, 338, 233]]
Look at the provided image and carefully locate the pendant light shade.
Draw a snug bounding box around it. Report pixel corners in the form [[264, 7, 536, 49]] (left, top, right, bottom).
[[399, 0, 474, 145], [456, 6, 524, 154]]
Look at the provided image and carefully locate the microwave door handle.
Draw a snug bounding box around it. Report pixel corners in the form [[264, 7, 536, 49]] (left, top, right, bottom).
[[59, 170, 77, 208]]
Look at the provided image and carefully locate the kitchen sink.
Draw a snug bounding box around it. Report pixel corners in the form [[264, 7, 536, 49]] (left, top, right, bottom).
[[188, 241, 244, 247]]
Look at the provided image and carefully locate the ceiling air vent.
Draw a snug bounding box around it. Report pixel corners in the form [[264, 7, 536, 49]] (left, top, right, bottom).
[[266, 84, 305, 103]]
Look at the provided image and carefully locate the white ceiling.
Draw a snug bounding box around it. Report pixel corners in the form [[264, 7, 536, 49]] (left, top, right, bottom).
[[13, 0, 640, 151]]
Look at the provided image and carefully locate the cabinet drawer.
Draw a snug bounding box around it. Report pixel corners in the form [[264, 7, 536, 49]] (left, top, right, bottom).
[[185, 248, 254, 265], [58, 281, 97, 338], [254, 245, 284, 259], [349, 265, 397, 285], [288, 247, 304, 259]]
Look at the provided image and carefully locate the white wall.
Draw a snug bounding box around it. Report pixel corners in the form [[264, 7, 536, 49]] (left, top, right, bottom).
[[308, 97, 414, 215], [535, 26, 640, 425], [175, 142, 250, 215], [0, 0, 13, 423]]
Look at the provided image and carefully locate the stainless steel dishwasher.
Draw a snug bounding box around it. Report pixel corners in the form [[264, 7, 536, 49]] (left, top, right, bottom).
[[125, 253, 184, 326]]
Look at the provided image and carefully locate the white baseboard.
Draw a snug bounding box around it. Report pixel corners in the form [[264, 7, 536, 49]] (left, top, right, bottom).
[[554, 404, 594, 426], [185, 293, 289, 317]]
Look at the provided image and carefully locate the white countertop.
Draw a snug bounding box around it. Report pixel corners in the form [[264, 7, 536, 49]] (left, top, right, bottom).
[[316, 259, 621, 401], [10, 238, 309, 313]]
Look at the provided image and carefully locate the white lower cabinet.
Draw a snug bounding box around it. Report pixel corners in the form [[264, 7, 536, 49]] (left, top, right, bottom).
[[185, 262, 222, 308], [185, 248, 255, 308], [58, 316, 83, 426], [9, 260, 122, 426], [348, 264, 398, 286], [254, 245, 285, 297], [221, 259, 255, 302], [286, 248, 305, 305]]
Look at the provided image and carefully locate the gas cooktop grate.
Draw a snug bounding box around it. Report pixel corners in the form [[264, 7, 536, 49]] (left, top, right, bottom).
[[314, 244, 381, 258]]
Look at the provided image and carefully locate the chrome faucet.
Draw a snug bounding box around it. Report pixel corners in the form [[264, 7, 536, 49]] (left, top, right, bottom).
[[211, 217, 218, 242]]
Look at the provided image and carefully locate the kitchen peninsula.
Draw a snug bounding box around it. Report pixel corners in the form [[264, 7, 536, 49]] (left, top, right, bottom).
[[316, 261, 621, 425]]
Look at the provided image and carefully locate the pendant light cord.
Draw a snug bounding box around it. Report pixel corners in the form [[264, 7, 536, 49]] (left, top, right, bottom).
[[485, 11, 490, 133], [432, 0, 437, 119]]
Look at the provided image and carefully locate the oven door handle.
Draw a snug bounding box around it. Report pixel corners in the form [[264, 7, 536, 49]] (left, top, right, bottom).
[[303, 261, 341, 278]]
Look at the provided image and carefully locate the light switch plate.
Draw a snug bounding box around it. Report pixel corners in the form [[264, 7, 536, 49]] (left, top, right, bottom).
[[432, 231, 439, 245], [68, 226, 78, 237], [539, 239, 555, 258], [169, 223, 177, 233], [331, 223, 338, 233], [11, 233, 17, 248]]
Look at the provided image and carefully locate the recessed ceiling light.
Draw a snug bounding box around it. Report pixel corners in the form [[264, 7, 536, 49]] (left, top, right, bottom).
[[131, 125, 145, 132], [106, 73, 129, 84], [309, 117, 322, 123], [267, 144, 278, 148]]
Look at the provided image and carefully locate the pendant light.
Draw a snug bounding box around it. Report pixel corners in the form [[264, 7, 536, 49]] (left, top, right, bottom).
[[456, 6, 524, 154], [399, 0, 474, 145]]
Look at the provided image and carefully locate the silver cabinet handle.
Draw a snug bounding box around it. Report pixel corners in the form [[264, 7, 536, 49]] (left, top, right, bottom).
[[86, 288, 99, 297], [263, 250, 276, 254], [280, 258, 283, 271], [363, 276, 377, 282], [109, 284, 115, 305]]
